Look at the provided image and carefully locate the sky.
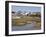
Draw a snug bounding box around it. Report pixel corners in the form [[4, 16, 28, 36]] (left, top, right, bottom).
[[11, 5, 41, 13]]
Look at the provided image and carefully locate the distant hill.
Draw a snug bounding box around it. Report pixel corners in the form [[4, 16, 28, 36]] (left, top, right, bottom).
[[12, 11, 41, 16]]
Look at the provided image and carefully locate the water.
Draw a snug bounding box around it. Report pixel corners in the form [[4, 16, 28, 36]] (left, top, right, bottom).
[[12, 23, 39, 31]]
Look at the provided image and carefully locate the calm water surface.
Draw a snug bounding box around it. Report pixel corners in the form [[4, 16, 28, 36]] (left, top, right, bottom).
[[12, 23, 40, 31]]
